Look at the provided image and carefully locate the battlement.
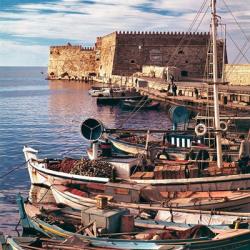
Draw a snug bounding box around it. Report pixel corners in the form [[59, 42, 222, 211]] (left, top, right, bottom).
[[50, 45, 94, 51], [80, 47, 94, 51], [115, 31, 210, 37], [50, 44, 82, 49]]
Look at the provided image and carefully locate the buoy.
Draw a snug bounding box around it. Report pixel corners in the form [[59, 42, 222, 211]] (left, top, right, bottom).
[[219, 121, 228, 131], [195, 123, 207, 136]]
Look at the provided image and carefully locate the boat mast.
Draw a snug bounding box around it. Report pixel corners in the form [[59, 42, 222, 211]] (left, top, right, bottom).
[[211, 0, 223, 168]]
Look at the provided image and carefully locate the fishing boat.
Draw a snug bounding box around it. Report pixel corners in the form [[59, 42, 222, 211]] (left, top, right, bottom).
[[15, 195, 250, 250], [96, 90, 143, 105], [88, 87, 111, 97], [121, 98, 160, 110], [50, 184, 250, 212], [89, 87, 126, 97], [23, 146, 140, 186], [23, 139, 250, 193]]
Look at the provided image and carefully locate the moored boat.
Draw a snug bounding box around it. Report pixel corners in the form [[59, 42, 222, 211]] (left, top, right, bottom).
[[121, 98, 160, 110], [23, 146, 139, 186], [50, 184, 250, 212], [23, 144, 250, 192], [15, 195, 250, 250]]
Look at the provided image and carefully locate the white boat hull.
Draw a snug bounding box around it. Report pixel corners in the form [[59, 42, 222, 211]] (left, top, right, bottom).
[[51, 185, 250, 212], [23, 146, 109, 186], [23, 146, 250, 192]]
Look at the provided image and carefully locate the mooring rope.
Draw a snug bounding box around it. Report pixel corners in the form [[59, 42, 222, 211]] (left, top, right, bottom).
[[0, 160, 29, 180]]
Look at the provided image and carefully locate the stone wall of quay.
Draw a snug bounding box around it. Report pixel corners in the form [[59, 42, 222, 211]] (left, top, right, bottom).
[[224, 64, 250, 86]]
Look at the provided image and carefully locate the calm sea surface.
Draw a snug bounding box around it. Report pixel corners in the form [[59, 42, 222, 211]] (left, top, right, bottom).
[[0, 67, 171, 234]]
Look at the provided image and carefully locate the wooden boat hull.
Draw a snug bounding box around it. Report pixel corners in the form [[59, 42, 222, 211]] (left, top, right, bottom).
[[108, 135, 187, 159], [97, 95, 143, 105], [109, 136, 147, 155], [16, 195, 250, 250], [23, 146, 109, 186], [24, 146, 250, 192], [51, 185, 250, 212], [121, 101, 160, 110]]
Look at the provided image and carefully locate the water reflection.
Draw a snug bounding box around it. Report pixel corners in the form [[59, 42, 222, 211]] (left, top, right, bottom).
[[0, 67, 171, 234]]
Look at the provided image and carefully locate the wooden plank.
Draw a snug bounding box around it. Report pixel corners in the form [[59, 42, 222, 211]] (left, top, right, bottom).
[[142, 172, 154, 179], [130, 172, 145, 179]]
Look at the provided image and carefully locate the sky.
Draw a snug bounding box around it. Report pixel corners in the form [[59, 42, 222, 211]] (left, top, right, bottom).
[[0, 0, 250, 66]]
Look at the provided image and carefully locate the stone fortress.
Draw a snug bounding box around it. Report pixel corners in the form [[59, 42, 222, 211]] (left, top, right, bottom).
[[47, 31, 250, 86], [48, 31, 226, 81]]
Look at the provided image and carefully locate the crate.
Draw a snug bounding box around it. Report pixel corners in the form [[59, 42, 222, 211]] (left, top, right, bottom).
[[142, 172, 155, 179], [154, 166, 164, 179], [96, 196, 108, 209], [222, 167, 238, 175], [130, 171, 145, 179], [81, 207, 128, 233]]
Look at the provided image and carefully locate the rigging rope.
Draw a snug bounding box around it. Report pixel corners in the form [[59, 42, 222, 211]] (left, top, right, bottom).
[[119, 1, 210, 129], [0, 160, 28, 180], [221, 0, 250, 78], [167, 0, 209, 67]]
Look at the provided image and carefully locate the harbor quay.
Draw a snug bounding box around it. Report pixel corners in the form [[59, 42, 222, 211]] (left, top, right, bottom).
[[92, 74, 250, 115]]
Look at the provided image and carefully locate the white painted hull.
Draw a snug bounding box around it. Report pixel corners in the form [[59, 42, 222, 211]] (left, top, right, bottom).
[[23, 146, 250, 192], [111, 138, 146, 155], [51, 185, 95, 210], [23, 146, 109, 187], [50, 185, 250, 212]]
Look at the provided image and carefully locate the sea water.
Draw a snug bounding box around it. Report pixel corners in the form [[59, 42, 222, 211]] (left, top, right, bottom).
[[0, 67, 171, 234]]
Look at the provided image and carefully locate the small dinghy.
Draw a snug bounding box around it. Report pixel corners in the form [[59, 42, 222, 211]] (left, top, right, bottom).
[[121, 98, 160, 110]]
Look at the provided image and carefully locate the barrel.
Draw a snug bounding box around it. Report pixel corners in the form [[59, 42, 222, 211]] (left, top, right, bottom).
[[168, 106, 189, 124]]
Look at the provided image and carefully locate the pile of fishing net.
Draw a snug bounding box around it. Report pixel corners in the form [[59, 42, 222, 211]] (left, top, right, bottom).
[[69, 159, 113, 177], [48, 158, 113, 177]]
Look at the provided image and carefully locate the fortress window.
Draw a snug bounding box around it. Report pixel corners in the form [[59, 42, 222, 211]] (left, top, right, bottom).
[[178, 50, 184, 54], [130, 60, 136, 64], [50, 51, 53, 55], [96, 58, 100, 61], [185, 60, 188, 63], [181, 70, 188, 77]]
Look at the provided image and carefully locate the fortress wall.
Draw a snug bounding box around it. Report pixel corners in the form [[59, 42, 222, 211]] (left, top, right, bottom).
[[224, 64, 250, 86], [112, 33, 225, 77], [47, 31, 226, 79], [48, 45, 96, 79], [98, 32, 117, 77], [112, 32, 210, 76]]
